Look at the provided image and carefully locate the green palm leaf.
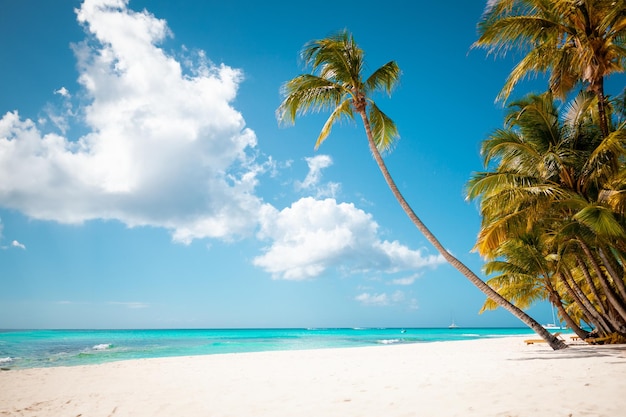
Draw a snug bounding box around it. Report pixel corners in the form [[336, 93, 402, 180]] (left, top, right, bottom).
[[574, 205, 626, 238], [316, 99, 354, 149], [367, 102, 398, 153]]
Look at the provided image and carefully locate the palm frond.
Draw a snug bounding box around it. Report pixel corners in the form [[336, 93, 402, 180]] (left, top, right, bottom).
[[548, 46, 580, 99], [476, 15, 562, 57], [277, 75, 346, 125], [480, 271, 546, 312], [562, 91, 596, 129], [498, 44, 555, 102], [364, 61, 400, 96], [367, 102, 399, 153], [479, 129, 530, 167], [468, 172, 512, 202], [574, 204, 626, 238], [315, 99, 354, 149], [584, 129, 626, 185], [301, 30, 363, 89]]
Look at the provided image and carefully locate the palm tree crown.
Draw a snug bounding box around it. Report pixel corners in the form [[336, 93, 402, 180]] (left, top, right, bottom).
[[474, 0, 626, 136], [277, 30, 401, 152]]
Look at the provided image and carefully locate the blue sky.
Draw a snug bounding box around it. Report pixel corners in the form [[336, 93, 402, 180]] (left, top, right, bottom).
[[2, 0, 618, 329]]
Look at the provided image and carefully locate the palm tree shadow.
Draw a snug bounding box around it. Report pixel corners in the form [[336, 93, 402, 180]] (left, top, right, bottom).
[[513, 345, 626, 362]]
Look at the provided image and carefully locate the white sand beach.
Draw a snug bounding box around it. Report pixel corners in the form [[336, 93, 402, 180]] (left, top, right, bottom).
[[1, 335, 625, 417]]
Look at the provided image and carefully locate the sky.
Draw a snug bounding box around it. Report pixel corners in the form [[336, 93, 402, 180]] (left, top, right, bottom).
[[2, 0, 622, 329]]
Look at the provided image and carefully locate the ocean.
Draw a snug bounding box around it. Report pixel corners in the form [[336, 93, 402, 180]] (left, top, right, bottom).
[[0, 327, 536, 369]]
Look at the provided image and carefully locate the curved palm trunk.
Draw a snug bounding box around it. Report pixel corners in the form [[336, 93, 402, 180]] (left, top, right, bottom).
[[576, 253, 610, 316], [554, 295, 590, 339], [558, 270, 613, 335], [356, 110, 568, 350], [544, 280, 589, 339], [598, 247, 626, 303], [578, 238, 626, 325]]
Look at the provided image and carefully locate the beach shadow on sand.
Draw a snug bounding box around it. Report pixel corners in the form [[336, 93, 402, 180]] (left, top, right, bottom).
[[513, 344, 626, 362]]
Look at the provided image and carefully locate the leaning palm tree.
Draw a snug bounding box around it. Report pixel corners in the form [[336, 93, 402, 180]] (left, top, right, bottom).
[[277, 30, 567, 350], [474, 0, 626, 137]]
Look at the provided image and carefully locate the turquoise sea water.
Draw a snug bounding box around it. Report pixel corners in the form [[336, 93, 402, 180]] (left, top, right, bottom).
[[0, 328, 536, 369]]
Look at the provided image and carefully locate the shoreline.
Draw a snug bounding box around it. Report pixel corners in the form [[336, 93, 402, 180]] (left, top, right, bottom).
[[0, 327, 539, 370], [1, 336, 625, 416]]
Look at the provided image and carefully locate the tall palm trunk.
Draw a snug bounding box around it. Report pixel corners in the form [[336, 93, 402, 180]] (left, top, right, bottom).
[[355, 107, 568, 350], [591, 78, 609, 138], [576, 253, 610, 316], [598, 247, 626, 302], [544, 279, 589, 339], [578, 238, 626, 324], [558, 270, 613, 335], [554, 294, 590, 339]]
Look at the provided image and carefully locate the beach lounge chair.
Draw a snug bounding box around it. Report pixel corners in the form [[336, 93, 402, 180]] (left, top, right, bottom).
[[524, 332, 563, 345]]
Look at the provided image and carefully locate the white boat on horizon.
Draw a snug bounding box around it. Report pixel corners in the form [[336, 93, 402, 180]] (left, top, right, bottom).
[[542, 305, 563, 330], [448, 321, 460, 329]]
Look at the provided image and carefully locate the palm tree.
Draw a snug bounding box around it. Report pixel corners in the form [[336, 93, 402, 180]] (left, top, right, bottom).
[[277, 30, 568, 350], [474, 0, 626, 137], [467, 92, 626, 339], [478, 231, 592, 339]]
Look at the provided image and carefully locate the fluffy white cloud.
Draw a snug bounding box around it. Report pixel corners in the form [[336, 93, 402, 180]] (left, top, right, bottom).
[[0, 0, 261, 243], [253, 197, 446, 280], [0, 0, 448, 283], [295, 155, 339, 198], [10, 240, 26, 250]]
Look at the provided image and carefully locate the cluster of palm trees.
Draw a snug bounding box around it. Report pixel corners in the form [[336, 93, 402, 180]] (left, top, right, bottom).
[[277, 0, 626, 350], [469, 0, 626, 343], [467, 91, 626, 343]]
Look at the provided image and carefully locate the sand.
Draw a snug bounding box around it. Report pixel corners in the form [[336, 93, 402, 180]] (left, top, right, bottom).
[[1, 335, 625, 417]]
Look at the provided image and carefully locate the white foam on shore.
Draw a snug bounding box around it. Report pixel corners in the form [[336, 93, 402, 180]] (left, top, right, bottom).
[[0, 357, 13, 364]]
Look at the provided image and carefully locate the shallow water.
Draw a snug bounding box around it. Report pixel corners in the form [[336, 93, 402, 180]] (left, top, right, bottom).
[[0, 327, 536, 369]]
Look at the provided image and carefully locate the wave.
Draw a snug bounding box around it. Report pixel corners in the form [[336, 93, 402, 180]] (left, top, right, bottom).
[[92, 343, 112, 351], [377, 339, 401, 345], [0, 357, 13, 364]]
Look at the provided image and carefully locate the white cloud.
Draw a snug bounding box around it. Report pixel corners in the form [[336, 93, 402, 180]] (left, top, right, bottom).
[[392, 273, 420, 286], [54, 87, 71, 97], [355, 292, 389, 306], [296, 155, 339, 198], [253, 197, 446, 280], [0, 0, 263, 243], [10, 240, 26, 250], [0, 218, 26, 250], [297, 155, 331, 188], [0, 0, 448, 284], [355, 290, 407, 307]]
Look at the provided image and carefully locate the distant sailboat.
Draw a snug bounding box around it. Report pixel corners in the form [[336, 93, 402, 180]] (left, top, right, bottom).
[[448, 320, 459, 329], [542, 305, 562, 330]]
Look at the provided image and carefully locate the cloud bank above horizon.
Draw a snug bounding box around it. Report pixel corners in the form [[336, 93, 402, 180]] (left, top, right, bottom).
[[0, 0, 445, 281]]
